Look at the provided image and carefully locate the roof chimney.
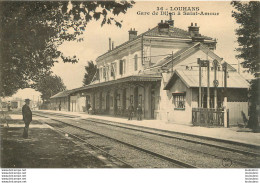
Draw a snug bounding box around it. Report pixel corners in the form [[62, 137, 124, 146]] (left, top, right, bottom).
[[167, 13, 174, 26], [158, 20, 169, 34], [128, 28, 137, 41], [188, 22, 200, 37], [109, 38, 111, 51], [112, 41, 114, 49]]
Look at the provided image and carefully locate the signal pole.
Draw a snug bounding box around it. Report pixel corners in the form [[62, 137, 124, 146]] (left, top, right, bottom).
[[222, 62, 228, 127]]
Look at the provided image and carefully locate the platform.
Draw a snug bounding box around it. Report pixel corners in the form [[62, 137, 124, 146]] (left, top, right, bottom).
[[41, 110, 260, 147], [0, 114, 108, 168]]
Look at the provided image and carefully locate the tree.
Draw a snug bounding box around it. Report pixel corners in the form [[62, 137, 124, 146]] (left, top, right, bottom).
[[231, 1, 260, 75], [0, 1, 135, 97], [231, 1, 260, 130], [83, 61, 97, 86], [33, 74, 66, 103]]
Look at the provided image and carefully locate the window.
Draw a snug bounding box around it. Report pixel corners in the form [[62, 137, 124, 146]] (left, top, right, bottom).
[[96, 69, 100, 80], [116, 94, 121, 108], [106, 66, 109, 80], [130, 95, 133, 104], [138, 94, 142, 106], [134, 55, 138, 71], [119, 60, 126, 75], [111, 63, 116, 77], [99, 68, 103, 79], [119, 60, 123, 75], [110, 96, 113, 107], [103, 67, 106, 79], [173, 92, 186, 110]]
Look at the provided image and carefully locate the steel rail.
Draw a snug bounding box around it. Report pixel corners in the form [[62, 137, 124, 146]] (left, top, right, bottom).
[[37, 118, 133, 168], [34, 111, 260, 158], [35, 113, 197, 168]]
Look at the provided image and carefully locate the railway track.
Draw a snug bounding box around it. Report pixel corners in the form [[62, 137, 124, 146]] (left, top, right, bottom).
[[35, 113, 196, 168], [34, 111, 260, 168]]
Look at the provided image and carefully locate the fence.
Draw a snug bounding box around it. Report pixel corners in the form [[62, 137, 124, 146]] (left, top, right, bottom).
[[192, 108, 228, 127]]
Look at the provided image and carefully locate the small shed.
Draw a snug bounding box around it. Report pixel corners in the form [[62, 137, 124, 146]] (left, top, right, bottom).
[[164, 69, 249, 126]]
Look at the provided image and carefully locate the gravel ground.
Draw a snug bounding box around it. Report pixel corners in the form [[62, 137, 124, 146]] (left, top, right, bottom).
[[41, 115, 259, 168], [0, 116, 108, 168], [42, 118, 183, 168]]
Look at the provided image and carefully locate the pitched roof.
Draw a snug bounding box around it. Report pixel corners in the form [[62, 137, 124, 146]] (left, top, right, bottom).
[[145, 26, 213, 40], [152, 43, 224, 68], [153, 43, 200, 67], [50, 90, 72, 99], [97, 25, 215, 60], [164, 69, 249, 90], [70, 74, 162, 94]]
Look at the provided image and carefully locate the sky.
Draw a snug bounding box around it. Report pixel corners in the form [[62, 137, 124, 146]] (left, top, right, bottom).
[[53, 1, 242, 89], [8, 1, 249, 101]]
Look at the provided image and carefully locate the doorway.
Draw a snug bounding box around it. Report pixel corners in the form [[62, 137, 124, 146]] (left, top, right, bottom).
[[106, 92, 110, 113]]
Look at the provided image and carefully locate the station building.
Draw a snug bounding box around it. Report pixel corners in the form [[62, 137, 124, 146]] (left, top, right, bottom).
[[50, 19, 249, 126]]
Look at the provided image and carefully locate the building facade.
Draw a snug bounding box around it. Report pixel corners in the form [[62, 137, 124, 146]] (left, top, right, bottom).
[[50, 19, 249, 126]]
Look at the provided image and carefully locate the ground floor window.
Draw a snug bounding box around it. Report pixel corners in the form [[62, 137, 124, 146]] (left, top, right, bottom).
[[130, 95, 133, 104], [110, 96, 113, 107], [116, 94, 121, 108], [138, 94, 142, 106], [172, 92, 186, 110]]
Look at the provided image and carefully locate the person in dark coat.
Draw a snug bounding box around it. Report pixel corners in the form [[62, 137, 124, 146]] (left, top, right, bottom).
[[137, 104, 142, 121], [22, 99, 32, 138], [58, 103, 61, 111], [128, 103, 134, 120]]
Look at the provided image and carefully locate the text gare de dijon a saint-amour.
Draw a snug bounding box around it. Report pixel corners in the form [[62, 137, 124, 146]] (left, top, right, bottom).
[[137, 7, 219, 16]]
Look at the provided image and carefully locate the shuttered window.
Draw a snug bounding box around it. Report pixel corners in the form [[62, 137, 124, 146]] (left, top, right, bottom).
[[119, 60, 123, 75], [103, 67, 106, 79], [96, 69, 100, 80], [119, 60, 125, 75], [134, 55, 138, 71], [111, 63, 116, 77]]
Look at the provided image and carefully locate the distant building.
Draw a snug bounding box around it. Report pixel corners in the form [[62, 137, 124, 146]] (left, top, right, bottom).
[[50, 19, 249, 126], [50, 90, 72, 111]]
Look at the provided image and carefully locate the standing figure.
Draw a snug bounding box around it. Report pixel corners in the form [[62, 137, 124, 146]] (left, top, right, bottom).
[[137, 104, 142, 121], [22, 99, 32, 138], [59, 103, 61, 111], [86, 103, 91, 114], [128, 103, 134, 120]]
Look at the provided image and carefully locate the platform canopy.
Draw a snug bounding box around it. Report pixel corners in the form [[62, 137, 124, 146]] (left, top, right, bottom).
[[50, 90, 73, 99], [70, 74, 162, 95]]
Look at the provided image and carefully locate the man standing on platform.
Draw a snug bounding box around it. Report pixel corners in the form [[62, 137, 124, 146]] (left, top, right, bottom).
[[128, 103, 134, 120], [22, 99, 32, 138], [137, 104, 142, 121]]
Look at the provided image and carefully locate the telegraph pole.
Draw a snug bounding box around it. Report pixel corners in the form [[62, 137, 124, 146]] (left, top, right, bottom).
[[198, 58, 202, 108], [172, 51, 174, 72], [222, 62, 228, 127], [213, 60, 218, 109], [207, 60, 210, 109]]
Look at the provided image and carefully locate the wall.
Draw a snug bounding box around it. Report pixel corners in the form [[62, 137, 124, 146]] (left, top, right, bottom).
[[70, 96, 77, 112], [97, 45, 143, 83], [156, 73, 192, 125], [227, 88, 248, 126], [77, 95, 86, 112]]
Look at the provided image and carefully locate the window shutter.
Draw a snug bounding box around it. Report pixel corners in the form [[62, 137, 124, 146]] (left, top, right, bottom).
[[114, 63, 117, 76], [111, 64, 114, 77], [134, 55, 138, 71], [96, 69, 100, 80], [120, 60, 123, 75], [103, 67, 106, 79]]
